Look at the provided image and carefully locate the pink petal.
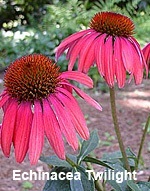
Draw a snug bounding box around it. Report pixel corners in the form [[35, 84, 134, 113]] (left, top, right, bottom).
[[56, 87, 89, 140], [1, 99, 18, 157], [83, 43, 95, 73], [29, 101, 44, 165], [103, 36, 115, 87], [0, 93, 10, 108], [0, 90, 7, 97], [42, 99, 65, 160], [120, 38, 134, 73], [78, 32, 98, 72], [60, 81, 102, 111], [95, 34, 106, 76], [55, 29, 93, 60], [66, 40, 79, 60], [49, 95, 79, 151], [142, 43, 150, 62], [60, 71, 93, 88], [68, 33, 95, 71], [130, 37, 148, 75], [113, 38, 126, 88], [126, 38, 144, 84], [13, 102, 33, 163]]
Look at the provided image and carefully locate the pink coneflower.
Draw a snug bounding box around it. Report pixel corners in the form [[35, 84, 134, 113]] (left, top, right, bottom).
[[142, 42, 150, 70], [0, 54, 102, 165], [56, 12, 147, 88]]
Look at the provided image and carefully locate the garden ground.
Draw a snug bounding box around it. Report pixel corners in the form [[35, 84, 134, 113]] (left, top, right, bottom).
[[0, 72, 149, 191]]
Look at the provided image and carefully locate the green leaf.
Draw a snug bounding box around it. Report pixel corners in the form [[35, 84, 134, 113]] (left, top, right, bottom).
[[83, 156, 113, 169], [77, 130, 99, 164], [127, 180, 141, 191], [105, 162, 131, 191], [102, 148, 137, 169], [40, 155, 76, 168], [137, 181, 150, 191], [43, 167, 71, 191], [70, 166, 94, 191], [102, 148, 136, 161]]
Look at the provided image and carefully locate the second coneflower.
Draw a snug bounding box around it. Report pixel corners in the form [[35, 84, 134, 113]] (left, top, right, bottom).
[[0, 54, 102, 165], [56, 12, 147, 88]]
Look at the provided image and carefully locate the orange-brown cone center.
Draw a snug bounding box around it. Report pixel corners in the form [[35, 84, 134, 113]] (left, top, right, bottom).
[[90, 12, 134, 37], [4, 54, 60, 102]]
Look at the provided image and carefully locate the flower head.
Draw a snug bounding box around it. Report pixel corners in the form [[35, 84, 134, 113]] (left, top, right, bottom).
[[0, 54, 102, 165], [142, 42, 150, 71], [56, 12, 147, 88]]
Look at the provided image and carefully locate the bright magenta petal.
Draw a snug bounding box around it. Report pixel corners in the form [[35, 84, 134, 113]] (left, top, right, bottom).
[[130, 37, 148, 75], [60, 71, 93, 88], [103, 36, 115, 87], [29, 101, 44, 165], [67, 34, 94, 71], [43, 99, 65, 159], [60, 81, 102, 111], [56, 87, 89, 140], [120, 38, 134, 73], [78, 32, 98, 72], [95, 34, 106, 76], [0, 93, 10, 108], [13, 102, 33, 163], [113, 38, 126, 88], [1, 99, 18, 157], [49, 95, 79, 151], [56, 29, 93, 60]]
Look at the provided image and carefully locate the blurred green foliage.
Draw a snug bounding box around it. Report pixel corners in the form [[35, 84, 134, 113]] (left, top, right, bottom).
[[0, 0, 149, 88]]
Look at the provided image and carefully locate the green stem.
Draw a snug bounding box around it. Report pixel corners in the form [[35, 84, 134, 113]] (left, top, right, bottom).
[[66, 155, 104, 191], [66, 156, 77, 167], [86, 162, 104, 191], [136, 115, 150, 169], [109, 87, 131, 172]]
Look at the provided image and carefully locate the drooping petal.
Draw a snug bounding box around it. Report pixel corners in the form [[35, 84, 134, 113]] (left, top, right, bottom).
[[142, 43, 150, 63], [60, 71, 93, 88], [59, 81, 102, 111], [103, 36, 115, 87], [66, 40, 79, 60], [142, 42, 150, 70], [68, 32, 95, 71], [78, 32, 99, 72], [113, 37, 126, 88], [49, 95, 79, 151], [13, 102, 33, 163], [56, 29, 93, 60], [83, 41, 95, 73], [1, 99, 18, 157], [56, 87, 89, 140], [125, 38, 144, 84], [120, 37, 134, 73], [42, 99, 65, 159], [95, 33, 107, 76], [0, 90, 7, 97], [130, 37, 148, 75], [0, 93, 10, 108], [29, 101, 44, 165]]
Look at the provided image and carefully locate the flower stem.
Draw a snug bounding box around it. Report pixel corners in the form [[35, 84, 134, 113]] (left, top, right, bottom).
[[66, 156, 77, 167], [136, 115, 150, 169], [86, 161, 104, 191], [109, 87, 131, 172], [66, 156, 104, 191]]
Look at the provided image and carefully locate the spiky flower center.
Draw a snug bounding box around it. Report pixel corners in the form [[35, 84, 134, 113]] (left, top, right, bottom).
[[90, 12, 134, 37], [4, 54, 60, 102]]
